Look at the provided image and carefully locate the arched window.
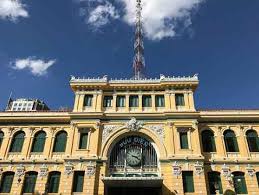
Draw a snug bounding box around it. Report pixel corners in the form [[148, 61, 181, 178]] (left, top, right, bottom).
[[202, 130, 216, 152], [232, 172, 247, 194], [207, 171, 223, 194], [31, 131, 46, 152], [224, 130, 239, 152], [246, 130, 259, 152], [9, 131, 25, 152], [22, 171, 38, 193], [0, 171, 15, 193], [53, 131, 67, 152], [47, 171, 61, 193], [0, 131, 4, 149]]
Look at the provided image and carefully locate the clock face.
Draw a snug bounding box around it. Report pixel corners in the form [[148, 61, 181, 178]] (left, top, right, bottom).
[[126, 148, 142, 166]]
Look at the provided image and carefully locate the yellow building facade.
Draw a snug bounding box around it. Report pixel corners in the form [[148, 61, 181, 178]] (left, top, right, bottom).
[[1, 74, 259, 195]]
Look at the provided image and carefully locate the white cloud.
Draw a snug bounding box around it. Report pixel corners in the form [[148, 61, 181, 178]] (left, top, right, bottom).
[[87, 1, 119, 28], [79, 0, 204, 40], [11, 57, 56, 76], [0, 0, 29, 21]]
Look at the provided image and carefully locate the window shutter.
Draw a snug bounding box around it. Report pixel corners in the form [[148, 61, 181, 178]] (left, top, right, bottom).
[[233, 173, 247, 194], [48, 172, 61, 193], [73, 171, 85, 192], [208, 172, 223, 194], [10, 132, 25, 152], [0, 172, 14, 193], [53, 132, 67, 152], [79, 132, 88, 149], [182, 171, 194, 192], [22, 172, 37, 193], [180, 132, 189, 149], [31, 131, 46, 152]]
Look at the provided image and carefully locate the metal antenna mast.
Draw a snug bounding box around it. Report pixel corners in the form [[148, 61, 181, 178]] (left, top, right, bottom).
[[133, 0, 145, 79]]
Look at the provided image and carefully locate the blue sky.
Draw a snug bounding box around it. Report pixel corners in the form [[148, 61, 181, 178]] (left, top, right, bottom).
[[0, 0, 259, 110]]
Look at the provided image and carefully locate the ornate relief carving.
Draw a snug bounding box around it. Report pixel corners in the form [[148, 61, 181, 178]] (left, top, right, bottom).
[[16, 164, 25, 177], [125, 117, 144, 132], [86, 161, 96, 176], [64, 161, 74, 176], [146, 125, 165, 140], [39, 164, 48, 178], [194, 161, 204, 176], [172, 161, 181, 176], [102, 125, 121, 143], [246, 164, 255, 177]]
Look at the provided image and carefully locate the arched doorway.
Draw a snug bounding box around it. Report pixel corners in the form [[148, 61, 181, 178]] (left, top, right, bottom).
[[104, 135, 162, 195]]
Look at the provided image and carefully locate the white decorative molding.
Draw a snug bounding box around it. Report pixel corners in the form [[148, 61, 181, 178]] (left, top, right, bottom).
[[246, 164, 255, 177], [146, 125, 165, 140], [64, 161, 74, 176], [39, 164, 48, 178], [194, 161, 204, 176], [16, 164, 25, 177], [172, 161, 181, 176], [70, 74, 199, 83], [86, 161, 96, 176], [125, 118, 144, 132]]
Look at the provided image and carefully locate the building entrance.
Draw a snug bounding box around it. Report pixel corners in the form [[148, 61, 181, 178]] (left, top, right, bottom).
[[106, 187, 162, 195]]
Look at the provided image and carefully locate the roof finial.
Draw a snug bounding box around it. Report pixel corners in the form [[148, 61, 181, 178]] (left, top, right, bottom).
[[133, 0, 145, 79]]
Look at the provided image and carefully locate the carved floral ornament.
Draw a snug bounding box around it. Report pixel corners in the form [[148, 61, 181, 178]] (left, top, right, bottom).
[[172, 161, 181, 176], [246, 164, 255, 177], [102, 118, 165, 143], [39, 164, 48, 178], [16, 164, 25, 177], [194, 161, 204, 175], [86, 161, 96, 176], [64, 161, 74, 176]]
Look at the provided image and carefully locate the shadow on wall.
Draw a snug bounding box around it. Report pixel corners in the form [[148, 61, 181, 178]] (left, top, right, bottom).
[[162, 184, 177, 195]]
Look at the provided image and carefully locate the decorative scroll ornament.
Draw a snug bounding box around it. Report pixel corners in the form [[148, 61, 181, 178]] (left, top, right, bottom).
[[194, 161, 204, 176], [125, 117, 144, 132], [102, 125, 120, 144], [172, 161, 181, 176], [39, 164, 48, 178], [86, 161, 96, 176], [16, 164, 25, 177], [64, 161, 74, 176], [146, 125, 165, 140], [246, 164, 255, 177]]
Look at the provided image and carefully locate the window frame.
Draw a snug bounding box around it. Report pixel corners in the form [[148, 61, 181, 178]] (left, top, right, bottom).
[[155, 95, 165, 107], [224, 130, 239, 152], [31, 131, 46, 153], [142, 95, 152, 107], [175, 93, 185, 107], [83, 94, 93, 107], [103, 96, 113, 107], [9, 131, 25, 153], [246, 130, 259, 152], [47, 171, 61, 193], [53, 131, 68, 153], [78, 128, 90, 150], [72, 171, 85, 192], [22, 171, 38, 193], [116, 95, 126, 107], [182, 171, 195, 193], [129, 95, 139, 107], [201, 130, 216, 152], [0, 171, 14, 193]]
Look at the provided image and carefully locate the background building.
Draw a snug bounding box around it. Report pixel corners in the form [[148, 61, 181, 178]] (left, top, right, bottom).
[[5, 98, 49, 112]]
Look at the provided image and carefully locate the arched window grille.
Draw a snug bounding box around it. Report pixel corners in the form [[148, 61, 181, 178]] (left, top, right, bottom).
[[31, 131, 46, 152], [232, 172, 248, 194], [9, 131, 25, 152], [22, 171, 38, 193], [207, 171, 223, 194], [0, 171, 15, 193], [109, 136, 158, 176], [246, 130, 259, 152], [224, 130, 239, 152], [0, 130, 4, 149], [201, 130, 216, 152], [53, 131, 67, 152]]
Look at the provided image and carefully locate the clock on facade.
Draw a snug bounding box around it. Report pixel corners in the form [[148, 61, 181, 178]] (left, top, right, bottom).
[[126, 148, 142, 166]]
